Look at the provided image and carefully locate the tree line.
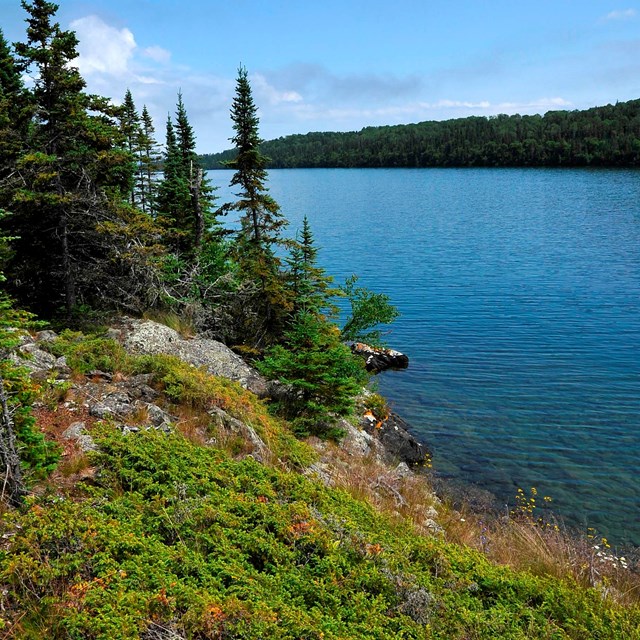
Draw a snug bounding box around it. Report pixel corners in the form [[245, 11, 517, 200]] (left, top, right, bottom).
[[201, 99, 640, 169], [1, 0, 399, 499]]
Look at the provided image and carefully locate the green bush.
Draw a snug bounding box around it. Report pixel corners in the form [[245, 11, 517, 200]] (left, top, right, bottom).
[[45, 330, 129, 374], [1, 425, 638, 639]]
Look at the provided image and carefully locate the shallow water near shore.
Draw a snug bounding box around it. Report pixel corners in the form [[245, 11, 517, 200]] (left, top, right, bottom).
[[208, 167, 640, 547]]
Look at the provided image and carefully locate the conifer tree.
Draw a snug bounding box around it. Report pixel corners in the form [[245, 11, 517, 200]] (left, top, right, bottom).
[[286, 215, 337, 317], [119, 89, 141, 207], [157, 95, 218, 253], [0, 29, 29, 183], [138, 105, 161, 216], [1, 0, 156, 319], [226, 66, 290, 342]]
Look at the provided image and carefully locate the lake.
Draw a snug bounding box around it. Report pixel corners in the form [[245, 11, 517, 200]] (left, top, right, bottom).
[[207, 167, 640, 547]]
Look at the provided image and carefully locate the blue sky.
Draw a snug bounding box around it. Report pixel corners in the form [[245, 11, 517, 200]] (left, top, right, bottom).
[[1, 0, 639, 152]]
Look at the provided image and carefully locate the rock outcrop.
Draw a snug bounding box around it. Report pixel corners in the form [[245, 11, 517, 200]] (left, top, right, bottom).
[[351, 342, 409, 373], [361, 411, 430, 466], [119, 318, 270, 397]]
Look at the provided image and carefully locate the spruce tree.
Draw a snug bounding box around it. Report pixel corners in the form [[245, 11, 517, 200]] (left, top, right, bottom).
[[119, 89, 141, 207], [156, 114, 191, 250], [0, 29, 29, 184], [138, 105, 161, 216], [226, 66, 290, 342], [157, 95, 218, 253], [1, 0, 157, 319], [286, 215, 337, 317]]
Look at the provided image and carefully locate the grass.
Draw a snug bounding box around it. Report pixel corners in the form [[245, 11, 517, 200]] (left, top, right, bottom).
[[2, 328, 638, 638]]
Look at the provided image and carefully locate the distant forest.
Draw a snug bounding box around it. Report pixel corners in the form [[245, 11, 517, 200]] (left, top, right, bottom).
[[200, 99, 640, 169]]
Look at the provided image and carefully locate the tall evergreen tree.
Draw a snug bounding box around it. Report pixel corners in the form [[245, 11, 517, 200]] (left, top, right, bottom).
[[119, 89, 141, 207], [1, 0, 155, 319], [226, 66, 290, 342], [138, 105, 161, 216], [286, 215, 337, 317], [156, 114, 191, 250], [0, 29, 29, 184], [157, 95, 218, 253]]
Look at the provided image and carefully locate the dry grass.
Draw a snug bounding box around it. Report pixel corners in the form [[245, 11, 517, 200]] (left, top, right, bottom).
[[438, 500, 640, 606], [309, 438, 440, 534], [142, 310, 196, 338]]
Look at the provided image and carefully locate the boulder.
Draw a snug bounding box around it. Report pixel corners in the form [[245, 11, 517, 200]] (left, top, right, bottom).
[[362, 411, 430, 467], [207, 405, 268, 461], [62, 421, 97, 452], [351, 342, 409, 373], [121, 318, 269, 397]]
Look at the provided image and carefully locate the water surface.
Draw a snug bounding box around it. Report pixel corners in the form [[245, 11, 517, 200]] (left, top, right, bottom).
[[209, 167, 640, 546]]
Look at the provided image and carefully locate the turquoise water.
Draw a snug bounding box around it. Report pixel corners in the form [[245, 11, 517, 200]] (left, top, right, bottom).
[[208, 168, 640, 546]]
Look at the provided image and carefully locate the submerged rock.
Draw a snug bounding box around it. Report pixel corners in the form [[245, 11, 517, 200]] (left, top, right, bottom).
[[351, 342, 409, 373]]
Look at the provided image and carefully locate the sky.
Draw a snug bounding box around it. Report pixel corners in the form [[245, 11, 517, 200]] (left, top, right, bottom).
[[1, 0, 639, 152]]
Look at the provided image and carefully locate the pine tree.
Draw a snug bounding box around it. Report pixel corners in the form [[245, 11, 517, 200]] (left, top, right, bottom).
[[119, 89, 141, 207], [286, 215, 338, 317], [1, 0, 155, 319], [226, 66, 290, 342], [138, 105, 161, 216], [258, 311, 367, 437], [156, 114, 191, 250], [157, 94, 218, 253], [0, 29, 29, 184]]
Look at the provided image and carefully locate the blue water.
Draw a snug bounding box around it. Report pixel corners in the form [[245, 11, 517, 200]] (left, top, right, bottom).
[[208, 168, 640, 547]]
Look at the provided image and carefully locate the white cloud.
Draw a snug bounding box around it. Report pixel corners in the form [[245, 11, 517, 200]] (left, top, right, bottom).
[[143, 46, 171, 64], [251, 73, 303, 105], [603, 8, 636, 21], [70, 15, 136, 77]]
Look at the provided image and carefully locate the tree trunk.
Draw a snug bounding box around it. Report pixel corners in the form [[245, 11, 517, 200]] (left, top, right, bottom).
[[0, 374, 26, 507], [60, 214, 76, 318], [190, 162, 204, 248]]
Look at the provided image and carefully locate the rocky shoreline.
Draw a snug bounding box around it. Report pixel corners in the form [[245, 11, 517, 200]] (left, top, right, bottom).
[[10, 318, 431, 473]]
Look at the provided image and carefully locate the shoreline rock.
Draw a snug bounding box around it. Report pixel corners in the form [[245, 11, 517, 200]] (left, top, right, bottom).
[[351, 342, 409, 373]]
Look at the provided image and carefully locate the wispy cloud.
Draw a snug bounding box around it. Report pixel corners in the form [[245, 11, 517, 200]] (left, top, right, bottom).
[[70, 16, 136, 77], [602, 8, 637, 21], [142, 46, 171, 64]]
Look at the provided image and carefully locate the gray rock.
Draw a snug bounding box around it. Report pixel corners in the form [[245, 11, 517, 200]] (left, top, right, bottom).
[[145, 403, 173, 432], [89, 392, 132, 419], [339, 418, 380, 459], [207, 405, 267, 461], [423, 518, 444, 535], [424, 506, 439, 520], [9, 342, 57, 375], [35, 330, 58, 343], [363, 412, 430, 467], [122, 318, 269, 397], [304, 462, 334, 486], [393, 462, 412, 478], [62, 421, 97, 452]]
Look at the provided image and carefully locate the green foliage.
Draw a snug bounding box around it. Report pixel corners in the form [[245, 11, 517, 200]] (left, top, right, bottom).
[[1, 424, 638, 638], [258, 312, 368, 437], [0, 211, 59, 485], [202, 99, 640, 169], [0, 1, 161, 320], [340, 275, 400, 346], [44, 330, 129, 375], [224, 66, 291, 344], [286, 215, 339, 317], [0, 357, 60, 479]]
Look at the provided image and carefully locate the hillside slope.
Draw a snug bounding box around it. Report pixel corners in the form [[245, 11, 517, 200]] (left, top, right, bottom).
[[1, 324, 639, 639]]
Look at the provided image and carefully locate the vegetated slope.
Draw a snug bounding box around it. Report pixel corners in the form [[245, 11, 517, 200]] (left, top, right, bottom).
[[200, 99, 640, 169], [1, 331, 639, 639]]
